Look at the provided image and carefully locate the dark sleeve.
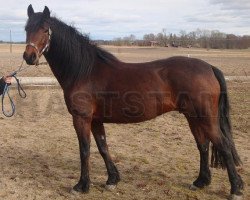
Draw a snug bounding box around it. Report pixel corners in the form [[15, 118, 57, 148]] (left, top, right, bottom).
[[0, 77, 6, 95]]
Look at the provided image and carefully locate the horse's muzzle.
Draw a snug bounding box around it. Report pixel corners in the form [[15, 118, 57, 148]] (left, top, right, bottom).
[[23, 52, 38, 65]]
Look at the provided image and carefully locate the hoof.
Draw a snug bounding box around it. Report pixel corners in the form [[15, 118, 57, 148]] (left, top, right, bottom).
[[105, 184, 117, 191], [72, 182, 90, 193], [189, 184, 199, 191], [229, 194, 243, 200]]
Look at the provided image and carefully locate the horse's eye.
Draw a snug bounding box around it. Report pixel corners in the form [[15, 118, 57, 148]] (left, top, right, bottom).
[[44, 29, 49, 33]]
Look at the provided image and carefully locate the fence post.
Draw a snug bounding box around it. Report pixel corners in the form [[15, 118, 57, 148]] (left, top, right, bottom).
[[10, 30, 12, 53]]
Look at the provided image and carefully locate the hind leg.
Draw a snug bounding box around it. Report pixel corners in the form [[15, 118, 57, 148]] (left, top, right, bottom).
[[188, 116, 243, 197], [91, 120, 120, 189], [186, 117, 211, 189], [204, 117, 243, 196], [192, 140, 211, 189], [189, 116, 243, 198]]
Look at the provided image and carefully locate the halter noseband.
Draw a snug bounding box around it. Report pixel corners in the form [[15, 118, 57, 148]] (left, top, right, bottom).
[[26, 28, 52, 57]]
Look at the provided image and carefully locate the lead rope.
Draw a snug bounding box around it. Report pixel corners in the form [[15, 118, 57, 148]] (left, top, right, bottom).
[[1, 60, 47, 117], [2, 74, 27, 117]]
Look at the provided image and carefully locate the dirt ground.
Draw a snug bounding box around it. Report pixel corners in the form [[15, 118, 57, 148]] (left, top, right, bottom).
[[0, 45, 249, 200]]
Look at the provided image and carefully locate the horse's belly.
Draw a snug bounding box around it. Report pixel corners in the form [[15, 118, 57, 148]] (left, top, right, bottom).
[[94, 93, 175, 123]]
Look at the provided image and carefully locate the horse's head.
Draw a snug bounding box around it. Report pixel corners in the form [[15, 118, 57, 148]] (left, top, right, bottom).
[[23, 4, 51, 65]]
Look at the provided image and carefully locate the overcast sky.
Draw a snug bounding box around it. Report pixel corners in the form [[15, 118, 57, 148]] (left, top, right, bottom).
[[0, 0, 250, 41]]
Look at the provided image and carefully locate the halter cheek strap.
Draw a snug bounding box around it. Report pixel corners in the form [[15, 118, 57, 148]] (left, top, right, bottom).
[[27, 28, 52, 57], [27, 42, 39, 53]]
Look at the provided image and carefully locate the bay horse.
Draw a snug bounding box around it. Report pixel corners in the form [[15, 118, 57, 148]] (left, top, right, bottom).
[[23, 5, 244, 199]]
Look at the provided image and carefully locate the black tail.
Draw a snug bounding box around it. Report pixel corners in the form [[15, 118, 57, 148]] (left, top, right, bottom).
[[211, 66, 242, 169]]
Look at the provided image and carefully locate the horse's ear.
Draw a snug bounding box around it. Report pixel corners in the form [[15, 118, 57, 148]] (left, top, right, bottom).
[[27, 4, 34, 18], [43, 6, 50, 19]]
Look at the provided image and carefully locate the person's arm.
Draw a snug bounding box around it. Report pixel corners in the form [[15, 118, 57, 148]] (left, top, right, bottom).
[[0, 76, 12, 95], [0, 77, 6, 95]]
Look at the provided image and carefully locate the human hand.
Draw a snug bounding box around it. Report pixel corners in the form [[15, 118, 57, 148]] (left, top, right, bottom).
[[3, 76, 13, 84]]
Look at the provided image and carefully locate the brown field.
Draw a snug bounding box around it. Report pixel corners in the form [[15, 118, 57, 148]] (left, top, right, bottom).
[[0, 44, 249, 200], [0, 44, 249, 77]]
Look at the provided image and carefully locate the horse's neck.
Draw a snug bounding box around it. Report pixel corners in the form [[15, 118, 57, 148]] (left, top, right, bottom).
[[44, 51, 66, 89], [44, 41, 94, 90]]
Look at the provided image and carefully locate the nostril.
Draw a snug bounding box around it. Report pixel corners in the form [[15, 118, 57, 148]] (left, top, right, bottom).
[[31, 53, 37, 62]]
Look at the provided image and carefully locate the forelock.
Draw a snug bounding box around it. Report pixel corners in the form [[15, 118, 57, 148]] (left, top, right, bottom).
[[25, 12, 46, 32]]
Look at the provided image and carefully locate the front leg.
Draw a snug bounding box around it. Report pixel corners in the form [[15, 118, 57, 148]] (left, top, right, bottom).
[[72, 115, 92, 193]]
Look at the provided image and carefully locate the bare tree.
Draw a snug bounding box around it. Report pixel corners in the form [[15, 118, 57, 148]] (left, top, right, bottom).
[[143, 33, 156, 42], [156, 29, 168, 47], [109, 28, 250, 49]]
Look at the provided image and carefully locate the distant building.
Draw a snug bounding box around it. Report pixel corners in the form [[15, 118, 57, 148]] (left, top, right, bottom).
[[150, 41, 158, 46]]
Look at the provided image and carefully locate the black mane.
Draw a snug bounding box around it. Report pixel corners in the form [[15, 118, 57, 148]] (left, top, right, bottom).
[[25, 15, 119, 85]]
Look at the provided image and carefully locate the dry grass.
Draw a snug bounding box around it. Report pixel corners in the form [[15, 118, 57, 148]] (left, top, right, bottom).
[[0, 45, 249, 200]]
